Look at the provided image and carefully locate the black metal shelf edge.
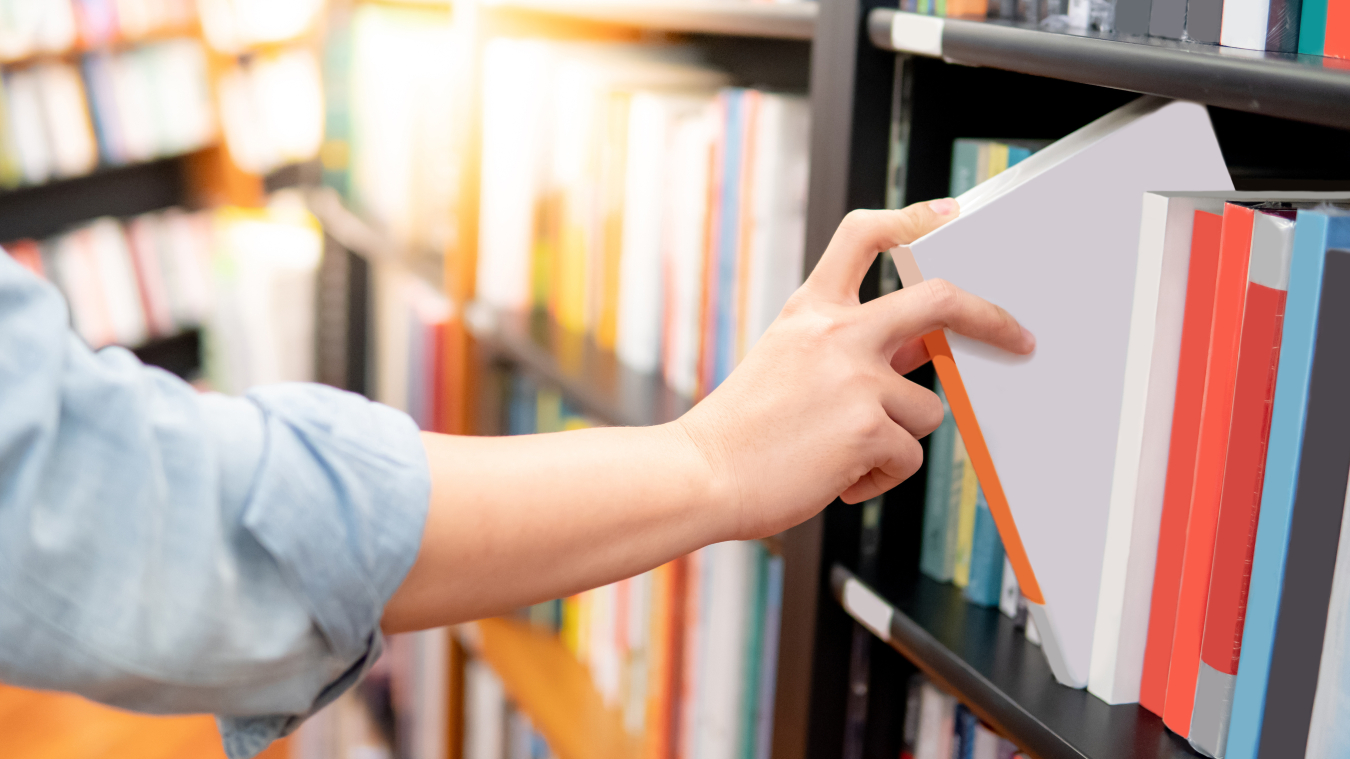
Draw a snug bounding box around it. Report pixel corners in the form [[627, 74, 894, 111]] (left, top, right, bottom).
[[485, 0, 817, 39], [831, 566, 1201, 759], [868, 9, 1350, 130], [465, 303, 692, 428]]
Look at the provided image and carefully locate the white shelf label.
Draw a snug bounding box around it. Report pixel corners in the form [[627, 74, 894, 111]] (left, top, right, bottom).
[[891, 13, 945, 57], [844, 578, 894, 642]]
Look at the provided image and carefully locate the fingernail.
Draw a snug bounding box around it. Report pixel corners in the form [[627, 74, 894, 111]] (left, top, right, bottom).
[[929, 198, 958, 217], [1020, 326, 1037, 351]]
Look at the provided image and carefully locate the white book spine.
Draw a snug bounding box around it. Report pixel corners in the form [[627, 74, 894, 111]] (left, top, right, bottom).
[[1219, 0, 1273, 50], [616, 93, 669, 374]]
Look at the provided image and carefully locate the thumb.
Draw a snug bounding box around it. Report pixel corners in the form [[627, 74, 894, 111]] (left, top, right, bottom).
[[805, 199, 960, 302]]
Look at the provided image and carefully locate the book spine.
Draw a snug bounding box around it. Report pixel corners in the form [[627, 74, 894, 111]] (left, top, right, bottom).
[[963, 487, 1006, 608], [753, 554, 784, 759], [1265, 0, 1304, 51], [1187, 0, 1226, 42], [1163, 204, 1256, 738], [1325, 0, 1350, 56], [1220, 0, 1275, 49], [1116, 0, 1156, 35], [1140, 210, 1224, 716], [1298, 0, 1329, 52], [1254, 241, 1350, 759], [1190, 214, 1295, 759], [946, 431, 970, 584], [921, 385, 957, 581], [1150, 0, 1189, 36]]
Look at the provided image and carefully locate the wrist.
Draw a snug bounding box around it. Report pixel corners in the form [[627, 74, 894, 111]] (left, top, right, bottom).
[[662, 411, 744, 542]]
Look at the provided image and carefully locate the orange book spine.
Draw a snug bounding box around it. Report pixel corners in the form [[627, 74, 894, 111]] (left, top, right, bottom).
[[643, 559, 687, 759], [597, 92, 630, 350], [695, 109, 723, 399], [1162, 204, 1255, 737], [1139, 210, 1224, 715], [1326, 0, 1350, 57], [734, 92, 760, 364]]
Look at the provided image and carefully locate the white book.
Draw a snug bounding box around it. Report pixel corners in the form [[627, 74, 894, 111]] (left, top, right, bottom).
[[87, 218, 149, 347], [614, 91, 674, 374], [149, 39, 217, 154], [999, 555, 1020, 619], [111, 49, 160, 163], [33, 63, 98, 179], [125, 214, 176, 338], [476, 39, 552, 313], [662, 101, 715, 397], [915, 682, 956, 759], [1305, 470, 1350, 759], [53, 230, 115, 348], [464, 659, 507, 759], [6, 71, 53, 185], [889, 98, 1232, 689], [742, 93, 810, 356], [696, 541, 756, 759], [972, 723, 1002, 759]]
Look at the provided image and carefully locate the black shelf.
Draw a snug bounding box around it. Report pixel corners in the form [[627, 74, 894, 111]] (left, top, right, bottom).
[[484, 0, 817, 39], [867, 9, 1350, 131], [464, 303, 692, 429], [831, 566, 1201, 759], [0, 157, 186, 242]]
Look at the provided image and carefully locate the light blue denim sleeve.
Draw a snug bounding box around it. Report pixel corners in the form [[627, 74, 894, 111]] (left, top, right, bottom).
[[0, 252, 430, 758]]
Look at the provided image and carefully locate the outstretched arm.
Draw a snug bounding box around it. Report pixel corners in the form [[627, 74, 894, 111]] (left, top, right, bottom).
[[382, 198, 1035, 632]]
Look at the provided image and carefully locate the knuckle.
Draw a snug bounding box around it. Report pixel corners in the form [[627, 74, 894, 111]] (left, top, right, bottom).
[[897, 435, 924, 480], [916, 387, 944, 437], [922, 278, 961, 315]]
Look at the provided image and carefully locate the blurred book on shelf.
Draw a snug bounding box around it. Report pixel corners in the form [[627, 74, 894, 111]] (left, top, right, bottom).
[[902, 675, 1028, 759], [216, 47, 324, 175], [496, 369, 785, 759], [4, 190, 325, 393], [320, 1, 458, 255], [197, 0, 325, 53], [473, 39, 810, 400]]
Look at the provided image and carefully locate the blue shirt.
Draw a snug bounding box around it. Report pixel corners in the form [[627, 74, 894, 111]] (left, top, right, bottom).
[[0, 252, 431, 758]]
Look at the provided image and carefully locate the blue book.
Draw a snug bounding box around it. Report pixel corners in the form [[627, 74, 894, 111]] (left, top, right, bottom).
[[507, 373, 538, 435], [1007, 145, 1033, 166], [963, 486, 1006, 608], [712, 89, 746, 389], [949, 140, 981, 196], [953, 704, 977, 759], [1228, 210, 1350, 759], [921, 384, 957, 581]]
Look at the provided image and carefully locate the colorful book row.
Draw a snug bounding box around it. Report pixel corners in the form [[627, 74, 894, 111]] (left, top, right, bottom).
[[0, 0, 196, 62], [901, 676, 1029, 759], [1114, 0, 1350, 55], [473, 39, 810, 400], [506, 371, 784, 759]]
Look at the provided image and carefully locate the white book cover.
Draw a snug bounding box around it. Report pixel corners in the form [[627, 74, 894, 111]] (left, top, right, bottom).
[[33, 63, 97, 179], [463, 659, 506, 759], [696, 540, 756, 759], [662, 101, 715, 397], [615, 92, 676, 374], [890, 97, 1232, 689], [7, 70, 53, 185], [915, 682, 956, 759], [476, 39, 552, 313], [743, 93, 810, 356], [87, 218, 149, 348]]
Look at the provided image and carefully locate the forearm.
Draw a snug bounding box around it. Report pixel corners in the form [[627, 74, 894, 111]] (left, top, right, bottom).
[[381, 421, 730, 632]]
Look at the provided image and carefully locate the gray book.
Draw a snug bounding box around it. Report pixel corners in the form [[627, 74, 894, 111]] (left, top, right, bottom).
[[1187, 0, 1225, 42]]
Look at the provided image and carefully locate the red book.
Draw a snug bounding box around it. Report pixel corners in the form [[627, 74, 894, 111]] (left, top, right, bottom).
[[1163, 204, 1256, 737], [6, 240, 45, 278], [1187, 210, 1295, 756], [1139, 209, 1224, 716], [1326, 0, 1350, 58]]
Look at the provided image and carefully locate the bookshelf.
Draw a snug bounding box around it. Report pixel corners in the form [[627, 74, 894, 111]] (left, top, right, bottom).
[[481, 0, 817, 39], [461, 618, 643, 759], [832, 566, 1198, 759], [869, 10, 1350, 130]]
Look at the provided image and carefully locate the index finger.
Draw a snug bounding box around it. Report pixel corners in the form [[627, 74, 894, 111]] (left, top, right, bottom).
[[804, 199, 959, 302], [863, 278, 1035, 357]]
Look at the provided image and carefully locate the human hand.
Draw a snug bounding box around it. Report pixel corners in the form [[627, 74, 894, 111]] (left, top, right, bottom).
[[672, 199, 1036, 541]]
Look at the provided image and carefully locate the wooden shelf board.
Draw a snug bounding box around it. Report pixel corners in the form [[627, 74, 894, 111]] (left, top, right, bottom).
[[831, 566, 1203, 759], [869, 9, 1350, 131], [482, 0, 817, 39], [0, 684, 288, 759], [465, 302, 692, 428], [468, 617, 642, 759]]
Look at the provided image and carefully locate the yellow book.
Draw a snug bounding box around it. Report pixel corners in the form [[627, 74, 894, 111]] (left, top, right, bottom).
[[537, 387, 563, 433], [532, 190, 562, 311], [986, 142, 1010, 178], [561, 594, 581, 656], [953, 436, 981, 587], [596, 91, 630, 350]]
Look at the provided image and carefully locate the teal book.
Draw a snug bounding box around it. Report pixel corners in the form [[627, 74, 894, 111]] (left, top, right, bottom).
[[963, 486, 1006, 607], [740, 542, 768, 759], [1007, 145, 1033, 166], [949, 140, 981, 196], [753, 554, 784, 759], [1300, 0, 1328, 54], [920, 384, 957, 581]]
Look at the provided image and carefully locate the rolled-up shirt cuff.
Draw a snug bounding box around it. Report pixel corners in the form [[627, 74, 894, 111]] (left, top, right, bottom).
[[221, 383, 430, 758]]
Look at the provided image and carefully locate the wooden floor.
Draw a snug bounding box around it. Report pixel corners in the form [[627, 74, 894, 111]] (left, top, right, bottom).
[[0, 684, 288, 759]]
